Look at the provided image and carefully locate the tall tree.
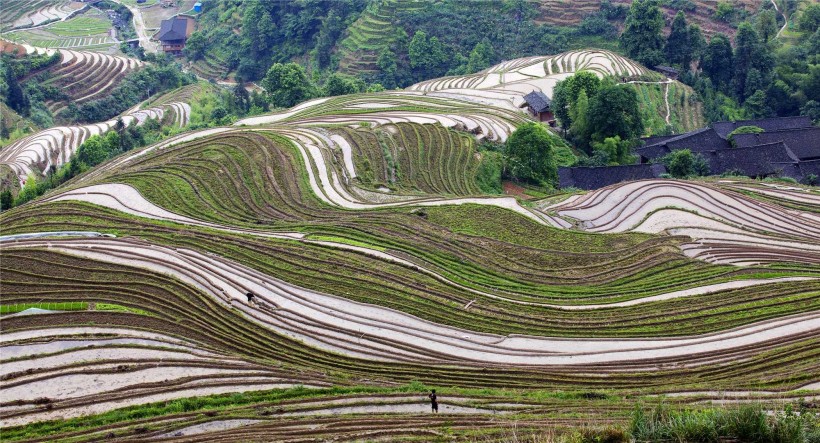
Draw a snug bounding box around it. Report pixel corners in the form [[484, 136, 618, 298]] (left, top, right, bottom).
[[687, 24, 706, 68], [408, 31, 448, 79], [799, 3, 820, 32], [734, 22, 768, 101], [665, 12, 691, 67], [465, 39, 494, 73], [504, 122, 558, 187], [756, 9, 778, 43], [551, 71, 601, 128], [701, 34, 733, 93], [619, 0, 665, 67], [569, 89, 591, 152], [587, 84, 644, 144], [4, 66, 29, 116], [261, 62, 317, 108]]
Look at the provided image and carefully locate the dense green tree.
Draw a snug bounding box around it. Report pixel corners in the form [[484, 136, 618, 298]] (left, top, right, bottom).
[[662, 149, 709, 178], [744, 90, 772, 118], [799, 3, 820, 32], [540, 31, 569, 55], [4, 66, 29, 116], [734, 22, 770, 101], [744, 68, 765, 98], [802, 100, 820, 123], [504, 122, 558, 187], [569, 89, 591, 152], [76, 132, 119, 169], [475, 150, 503, 194], [315, 10, 342, 68], [587, 84, 644, 145], [324, 73, 363, 96], [665, 12, 691, 67], [183, 32, 208, 61], [261, 62, 317, 108], [232, 81, 251, 115], [376, 49, 398, 89], [408, 31, 448, 79], [766, 79, 800, 116], [592, 135, 632, 165], [619, 0, 665, 67], [552, 71, 601, 128], [0, 118, 9, 140], [465, 40, 494, 74], [802, 64, 820, 102], [0, 189, 12, 211], [687, 24, 706, 66], [700, 34, 734, 93], [756, 9, 779, 43]]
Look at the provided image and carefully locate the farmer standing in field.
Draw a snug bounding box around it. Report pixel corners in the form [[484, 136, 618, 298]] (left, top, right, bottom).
[[428, 389, 438, 413]]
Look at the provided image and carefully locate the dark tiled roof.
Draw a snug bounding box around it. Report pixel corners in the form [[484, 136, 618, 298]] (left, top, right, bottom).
[[637, 127, 729, 161], [636, 144, 671, 161], [156, 17, 189, 41], [705, 142, 799, 177], [654, 65, 679, 75], [559, 164, 667, 190], [641, 133, 679, 146], [799, 160, 820, 177], [732, 127, 820, 161], [523, 91, 551, 113], [712, 116, 813, 139]]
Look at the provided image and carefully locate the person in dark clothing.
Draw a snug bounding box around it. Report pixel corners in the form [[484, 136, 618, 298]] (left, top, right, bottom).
[[428, 389, 438, 413]]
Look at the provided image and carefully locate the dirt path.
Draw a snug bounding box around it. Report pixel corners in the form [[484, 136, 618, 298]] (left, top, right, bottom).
[[625, 79, 673, 126], [770, 0, 788, 37], [112, 0, 158, 53]]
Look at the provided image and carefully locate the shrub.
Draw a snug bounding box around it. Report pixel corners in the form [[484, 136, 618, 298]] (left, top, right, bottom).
[[475, 151, 503, 194], [660, 149, 710, 178], [727, 125, 764, 146], [630, 402, 819, 443], [504, 122, 559, 187]]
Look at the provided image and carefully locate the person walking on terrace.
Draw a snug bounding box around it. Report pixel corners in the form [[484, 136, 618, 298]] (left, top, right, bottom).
[[429, 389, 438, 413]]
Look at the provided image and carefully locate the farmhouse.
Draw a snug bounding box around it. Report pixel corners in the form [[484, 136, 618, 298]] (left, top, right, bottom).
[[633, 116, 817, 182], [154, 15, 196, 55], [521, 91, 555, 125], [653, 65, 679, 80], [560, 116, 817, 189], [711, 116, 812, 138]]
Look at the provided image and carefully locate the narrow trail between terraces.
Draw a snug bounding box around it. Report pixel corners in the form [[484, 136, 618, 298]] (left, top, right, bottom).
[[625, 79, 673, 126]]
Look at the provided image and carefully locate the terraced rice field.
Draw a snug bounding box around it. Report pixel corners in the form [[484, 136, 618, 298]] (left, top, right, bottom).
[[408, 49, 646, 110], [536, 0, 762, 37], [0, 1, 85, 32], [40, 49, 142, 114], [0, 99, 189, 186], [337, 0, 426, 75], [1, 50, 817, 441]]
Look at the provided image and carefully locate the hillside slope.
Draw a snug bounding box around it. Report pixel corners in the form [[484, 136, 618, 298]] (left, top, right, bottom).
[[536, 0, 763, 36], [0, 45, 816, 442]]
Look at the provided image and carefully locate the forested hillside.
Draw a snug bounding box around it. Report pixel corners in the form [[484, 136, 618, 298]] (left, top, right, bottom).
[[186, 0, 769, 85]]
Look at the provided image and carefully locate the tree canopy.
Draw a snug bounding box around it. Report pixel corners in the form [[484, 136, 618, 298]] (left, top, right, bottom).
[[504, 122, 558, 187], [586, 84, 644, 145], [552, 71, 601, 128], [661, 149, 710, 178], [619, 0, 664, 66], [261, 63, 318, 108]]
